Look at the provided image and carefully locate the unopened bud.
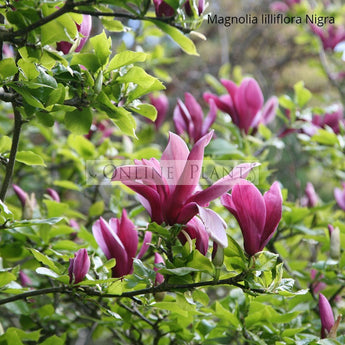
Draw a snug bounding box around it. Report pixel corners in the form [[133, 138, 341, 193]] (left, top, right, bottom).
[[328, 225, 340, 260]]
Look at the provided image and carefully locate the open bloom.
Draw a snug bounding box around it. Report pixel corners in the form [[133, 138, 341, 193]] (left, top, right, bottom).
[[319, 293, 335, 338], [92, 211, 152, 277], [112, 131, 258, 248], [334, 182, 345, 211], [310, 24, 345, 51], [204, 78, 278, 134], [57, 15, 92, 54], [68, 248, 90, 284], [153, 0, 175, 17], [306, 107, 345, 135], [173, 92, 217, 144], [185, 0, 205, 16], [149, 93, 169, 130], [221, 181, 282, 256], [178, 216, 209, 255]]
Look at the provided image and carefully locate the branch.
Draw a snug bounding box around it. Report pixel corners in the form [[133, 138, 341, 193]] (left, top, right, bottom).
[[0, 272, 266, 306], [0, 105, 25, 201], [0, 92, 17, 103], [70, 10, 191, 34]]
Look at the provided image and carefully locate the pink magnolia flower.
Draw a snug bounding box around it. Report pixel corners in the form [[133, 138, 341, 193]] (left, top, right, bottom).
[[46, 188, 60, 202], [57, 15, 92, 54], [310, 108, 344, 135], [270, 0, 300, 12], [19, 271, 32, 287], [68, 248, 90, 284], [310, 269, 326, 295], [185, 0, 205, 16], [310, 24, 345, 51], [153, 0, 175, 17], [178, 216, 209, 255], [221, 181, 282, 256], [334, 182, 345, 211], [319, 293, 335, 338], [149, 93, 169, 130], [173, 92, 217, 144], [301, 182, 318, 208], [85, 120, 114, 142], [112, 131, 258, 248], [12, 184, 28, 207], [92, 211, 152, 277], [204, 78, 278, 134], [154, 253, 165, 285]]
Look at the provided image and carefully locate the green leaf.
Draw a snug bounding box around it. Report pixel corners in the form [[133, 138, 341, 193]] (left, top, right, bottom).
[[89, 201, 105, 217], [311, 129, 339, 146], [9, 217, 63, 228], [147, 222, 170, 237], [65, 108, 92, 134], [250, 251, 278, 272], [160, 267, 200, 276], [11, 85, 44, 108], [130, 104, 157, 121], [0, 272, 16, 287], [90, 30, 111, 67], [29, 249, 60, 274], [40, 335, 66, 345], [294, 81, 312, 107], [53, 180, 81, 191], [108, 51, 148, 71], [110, 106, 137, 137], [279, 95, 295, 110], [151, 20, 199, 56], [16, 151, 46, 166], [36, 267, 59, 279], [0, 58, 18, 79], [41, 13, 77, 46], [70, 53, 101, 73], [36, 111, 55, 127], [67, 134, 96, 158], [0, 136, 12, 152], [101, 18, 125, 32], [17, 60, 39, 80]]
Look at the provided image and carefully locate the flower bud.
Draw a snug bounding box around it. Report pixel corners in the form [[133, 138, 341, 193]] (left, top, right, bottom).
[[328, 225, 341, 260], [185, 0, 205, 16], [212, 242, 224, 268], [319, 293, 335, 338], [68, 248, 90, 284], [57, 15, 92, 54], [153, 0, 175, 17], [19, 271, 32, 287], [46, 188, 60, 202]]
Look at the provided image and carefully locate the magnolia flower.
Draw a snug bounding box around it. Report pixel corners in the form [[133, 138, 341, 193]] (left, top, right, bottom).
[[92, 211, 152, 277], [204, 78, 278, 134], [19, 271, 32, 287], [319, 293, 335, 338], [334, 182, 345, 211], [310, 269, 326, 295], [57, 15, 92, 54], [270, 0, 300, 12], [154, 253, 165, 285], [310, 24, 345, 51], [178, 216, 209, 255], [221, 181, 282, 256], [301, 182, 318, 208], [153, 0, 175, 17], [309, 107, 345, 135], [328, 224, 340, 260], [85, 120, 114, 142], [68, 248, 90, 284], [173, 92, 217, 144], [46, 188, 60, 202], [112, 131, 258, 248], [185, 0, 205, 16], [12, 184, 37, 219], [149, 93, 169, 130]]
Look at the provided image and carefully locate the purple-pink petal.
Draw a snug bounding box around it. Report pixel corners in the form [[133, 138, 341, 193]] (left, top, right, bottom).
[[334, 185, 345, 210], [261, 181, 282, 249], [197, 206, 228, 248], [137, 231, 152, 260], [319, 293, 335, 338]]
